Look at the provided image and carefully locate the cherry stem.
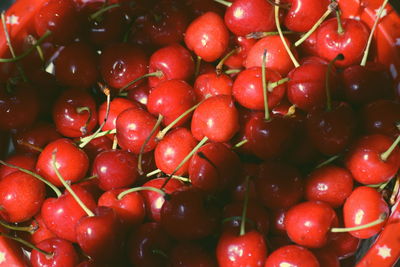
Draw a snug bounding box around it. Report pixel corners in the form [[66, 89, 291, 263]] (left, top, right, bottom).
[[16, 140, 43, 152], [222, 216, 255, 227], [261, 49, 270, 121], [120, 70, 163, 91], [146, 168, 161, 177], [331, 213, 387, 233], [0, 220, 37, 233], [325, 53, 344, 111], [194, 56, 201, 78], [234, 139, 248, 148], [268, 77, 289, 92], [336, 9, 344, 35], [0, 160, 61, 197], [117, 186, 166, 200], [390, 176, 400, 205], [240, 176, 250, 236], [79, 128, 116, 144], [380, 135, 400, 162], [0, 232, 53, 257], [156, 101, 203, 140], [360, 0, 389, 66], [216, 48, 238, 75], [51, 151, 95, 217], [161, 136, 208, 189], [138, 114, 163, 175], [90, 3, 120, 20], [225, 69, 242, 75], [213, 0, 232, 7], [315, 155, 340, 169], [295, 1, 338, 47], [112, 135, 118, 150], [1, 12, 27, 82], [152, 249, 168, 258], [266, 0, 291, 9], [0, 31, 51, 63], [79, 86, 111, 148], [76, 174, 98, 184], [274, 2, 300, 67], [285, 105, 297, 117], [76, 106, 92, 136], [247, 31, 294, 40]]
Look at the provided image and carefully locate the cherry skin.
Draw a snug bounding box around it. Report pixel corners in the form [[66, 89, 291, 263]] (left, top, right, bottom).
[[284, 0, 330, 32], [116, 107, 160, 154], [311, 247, 340, 267], [55, 41, 99, 89], [0, 172, 45, 223], [155, 127, 198, 175], [233, 66, 286, 111], [224, 36, 257, 69], [25, 214, 57, 246], [98, 188, 146, 228], [148, 44, 195, 88], [305, 165, 354, 208], [184, 12, 229, 62], [36, 138, 89, 187], [82, 135, 113, 168], [99, 43, 148, 91], [285, 201, 338, 248], [315, 18, 370, 67], [264, 245, 319, 267], [92, 149, 139, 191], [254, 161, 304, 210], [345, 134, 400, 185], [191, 95, 239, 142], [224, 0, 275, 36], [343, 186, 389, 239], [169, 242, 218, 267], [245, 35, 298, 76], [194, 72, 233, 101], [53, 88, 98, 138], [127, 82, 151, 106], [188, 142, 241, 193], [0, 153, 37, 180], [147, 79, 197, 127], [30, 238, 79, 267], [41, 185, 97, 243], [217, 230, 267, 267], [269, 208, 287, 236], [328, 231, 360, 259]]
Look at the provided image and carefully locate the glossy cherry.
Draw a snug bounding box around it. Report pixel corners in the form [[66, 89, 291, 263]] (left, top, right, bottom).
[[264, 245, 319, 267], [0, 153, 37, 180], [284, 0, 330, 32], [30, 238, 79, 267], [194, 72, 233, 101]]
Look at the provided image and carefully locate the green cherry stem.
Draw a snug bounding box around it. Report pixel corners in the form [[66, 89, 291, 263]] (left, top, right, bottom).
[[0, 232, 53, 257], [90, 3, 120, 20], [380, 135, 400, 162], [117, 186, 166, 200], [261, 49, 270, 121], [194, 55, 202, 78], [315, 155, 340, 169], [336, 9, 344, 35], [120, 70, 163, 92], [214, 0, 233, 7], [234, 139, 248, 148], [216, 48, 238, 75], [247, 31, 294, 39], [267, 77, 289, 92], [240, 176, 251, 236], [79, 128, 117, 144], [0, 220, 37, 233], [325, 53, 344, 112], [331, 213, 387, 233]]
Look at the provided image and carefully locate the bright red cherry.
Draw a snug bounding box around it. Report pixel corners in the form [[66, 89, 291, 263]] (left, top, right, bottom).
[[0, 153, 37, 180], [264, 245, 319, 267], [284, 0, 330, 32], [194, 72, 233, 101], [30, 238, 79, 267]]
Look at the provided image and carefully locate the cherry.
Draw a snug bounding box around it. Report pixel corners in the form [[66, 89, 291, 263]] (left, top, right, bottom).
[[245, 35, 298, 76], [116, 107, 160, 154], [345, 134, 400, 185], [98, 188, 146, 228], [224, 36, 256, 70], [194, 72, 233, 101], [285, 201, 338, 248], [233, 67, 286, 110], [254, 161, 304, 210], [99, 43, 148, 91], [264, 245, 319, 267], [170, 242, 218, 267], [223, 0, 275, 36], [315, 17, 370, 67], [311, 247, 340, 267], [328, 232, 360, 259], [81, 135, 113, 168], [191, 95, 239, 142], [269, 208, 287, 235], [160, 187, 220, 240], [184, 12, 229, 62], [148, 44, 195, 88], [0, 171, 45, 223], [147, 79, 197, 127], [189, 142, 241, 193], [0, 83, 40, 131], [343, 186, 389, 239], [36, 138, 89, 187], [92, 149, 139, 191], [0, 153, 37, 180], [54, 41, 99, 89], [34, 0, 81, 45], [53, 88, 98, 138], [284, 0, 330, 32], [305, 165, 354, 208], [27, 214, 57, 246], [30, 238, 79, 267], [126, 82, 151, 106]]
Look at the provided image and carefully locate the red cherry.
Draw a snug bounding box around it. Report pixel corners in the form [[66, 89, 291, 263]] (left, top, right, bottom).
[[191, 95, 239, 142], [28, 214, 57, 246], [30, 238, 79, 267], [170, 242, 218, 267], [92, 149, 139, 191], [264, 245, 319, 267], [193, 72, 233, 101], [305, 165, 354, 208], [285, 201, 338, 248], [269, 208, 287, 235], [0, 153, 37, 180], [126, 82, 151, 106], [184, 12, 229, 62], [224, 0, 275, 36], [328, 232, 360, 259], [343, 186, 389, 239], [312, 247, 340, 267], [284, 0, 330, 32], [345, 134, 400, 185], [36, 138, 89, 187]]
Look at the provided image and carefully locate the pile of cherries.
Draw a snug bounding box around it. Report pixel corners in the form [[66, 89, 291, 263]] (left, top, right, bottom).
[[0, 0, 399, 266]]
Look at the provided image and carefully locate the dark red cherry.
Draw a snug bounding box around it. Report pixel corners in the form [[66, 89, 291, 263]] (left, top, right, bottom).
[[311, 247, 340, 267], [127, 82, 151, 106], [284, 0, 330, 32], [170, 242, 218, 267], [264, 245, 319, 267], [36, 138, 89, 187], [55, 42, 99, 89], [53, 88, 98, 138], [30, 238, 79, 267], [184, 12, 229, 62], [194, 72, 233, 101], [328, 232, 360, 259]]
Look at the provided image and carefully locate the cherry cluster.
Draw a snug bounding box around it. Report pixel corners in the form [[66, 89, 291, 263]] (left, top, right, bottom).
[[0, 0, 399, 266]]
